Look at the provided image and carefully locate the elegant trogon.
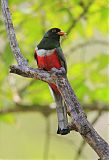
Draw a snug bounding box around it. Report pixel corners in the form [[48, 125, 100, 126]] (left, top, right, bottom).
[[34, 28, 70, 135]]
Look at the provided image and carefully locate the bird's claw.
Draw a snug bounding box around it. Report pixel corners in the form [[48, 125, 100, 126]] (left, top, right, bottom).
[[59, 67, 66, 75], [51, 67, 66, 76]]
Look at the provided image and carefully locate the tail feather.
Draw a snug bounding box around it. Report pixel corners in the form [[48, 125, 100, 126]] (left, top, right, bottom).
[[49, 85, 70, 135]]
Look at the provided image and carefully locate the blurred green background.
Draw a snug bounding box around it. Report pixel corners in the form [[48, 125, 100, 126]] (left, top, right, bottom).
[[0, 0, 109, 159]]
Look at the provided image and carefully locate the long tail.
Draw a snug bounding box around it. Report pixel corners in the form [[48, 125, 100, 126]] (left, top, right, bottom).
[[49, 84, 70, 135]]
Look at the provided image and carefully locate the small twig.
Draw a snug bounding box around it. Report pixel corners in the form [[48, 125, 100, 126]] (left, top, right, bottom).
[[0, 102, 108, 115], [0, 103, 53, 116], [66, 0, 94, 36], [69, 40, 108, 53]]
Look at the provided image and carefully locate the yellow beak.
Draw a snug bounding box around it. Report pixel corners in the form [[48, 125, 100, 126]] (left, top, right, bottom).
[[57, 31, 67, 36]]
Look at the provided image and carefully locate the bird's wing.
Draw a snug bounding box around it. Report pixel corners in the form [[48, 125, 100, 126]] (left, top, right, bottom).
[[34, 50, 38, 66], [56, 47, 67, 73]]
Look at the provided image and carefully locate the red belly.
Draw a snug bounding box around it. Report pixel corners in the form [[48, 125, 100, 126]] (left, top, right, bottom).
[[36, 50, 61, 71], [35, 49, 61, 93]]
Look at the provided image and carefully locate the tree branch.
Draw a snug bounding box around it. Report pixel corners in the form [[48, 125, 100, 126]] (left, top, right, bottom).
[[1, 0, 28, 66], [1, 0, 109, 160], [75, 110, 103, 160], [10, 65, 54, 83], [0, 102, 108, 115], [0, 103, 53, 117], [69, 40, 108, 53], [66, 0, 94, 36]]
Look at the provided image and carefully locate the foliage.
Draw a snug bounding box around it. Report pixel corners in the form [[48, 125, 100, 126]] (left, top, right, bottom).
[[0, 0, 109, 159], [0, 0, 108, 113]]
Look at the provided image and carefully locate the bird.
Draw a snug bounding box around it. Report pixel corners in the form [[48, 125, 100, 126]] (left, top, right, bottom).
[[34, 28, 70, 135]]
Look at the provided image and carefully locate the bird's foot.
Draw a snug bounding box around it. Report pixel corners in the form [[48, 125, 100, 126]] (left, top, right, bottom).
[[57, 126, 70, 135], [51, 67, 66, 76]]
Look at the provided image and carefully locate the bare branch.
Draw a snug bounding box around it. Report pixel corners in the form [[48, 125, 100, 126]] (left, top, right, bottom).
[[83, 102, 109, 112], [1, 0, 109, 160], [75, 111, 103, 160], [66, 0, 94, 36], [69, 40, 108, 53], [10, 65, 54, 83], [1, 0, 28, 66], [0, 102, 108, 115], [55, 76, 109, 159], [0, 103, 53, 117]]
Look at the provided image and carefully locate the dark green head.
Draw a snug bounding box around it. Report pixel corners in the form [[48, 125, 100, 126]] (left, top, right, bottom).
[[37, 28, 66, 50]]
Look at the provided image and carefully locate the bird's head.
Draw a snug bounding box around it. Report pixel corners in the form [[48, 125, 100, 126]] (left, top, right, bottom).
[[38, 28, 66, 49], [44, 28, 66, 41]]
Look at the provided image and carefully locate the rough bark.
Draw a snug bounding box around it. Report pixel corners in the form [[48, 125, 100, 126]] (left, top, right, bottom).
[[1, 0, 109, 160]]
